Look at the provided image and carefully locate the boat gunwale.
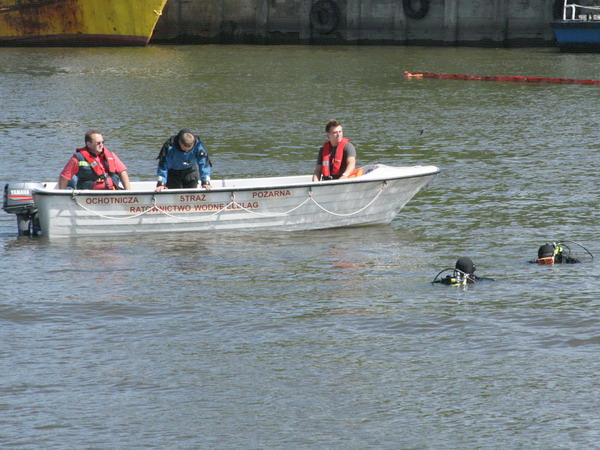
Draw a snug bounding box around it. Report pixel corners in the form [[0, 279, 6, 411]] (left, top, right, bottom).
[[31, 167, 441, 198], [552, 20, 600, 27]]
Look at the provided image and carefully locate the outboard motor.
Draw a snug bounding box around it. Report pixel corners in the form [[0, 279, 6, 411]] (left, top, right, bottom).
[[3, 182, 45, 236]]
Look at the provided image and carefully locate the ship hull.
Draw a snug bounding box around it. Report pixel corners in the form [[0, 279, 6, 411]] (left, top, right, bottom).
[[552, 20, 600, 51], [0, 0, 168, 46]]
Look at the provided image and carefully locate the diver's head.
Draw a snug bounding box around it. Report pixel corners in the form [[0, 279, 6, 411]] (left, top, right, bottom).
[[536, 243, 555, 264], [455, 257, 475, 275]]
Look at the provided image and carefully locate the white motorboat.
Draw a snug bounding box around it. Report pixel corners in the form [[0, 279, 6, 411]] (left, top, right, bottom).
[[3, 164, 440, 239]]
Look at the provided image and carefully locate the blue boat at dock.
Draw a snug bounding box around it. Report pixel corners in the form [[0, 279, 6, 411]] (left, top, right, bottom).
[[552, 0, 600, 51]]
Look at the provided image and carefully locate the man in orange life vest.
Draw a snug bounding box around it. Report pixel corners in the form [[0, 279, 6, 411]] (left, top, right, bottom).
[[58, 130, 131, 190], [312, 119, 356, 182]]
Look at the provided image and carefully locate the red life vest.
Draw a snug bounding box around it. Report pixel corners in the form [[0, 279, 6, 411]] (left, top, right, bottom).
[[321, 138, 350, 178], [76, 147, 118, 190]]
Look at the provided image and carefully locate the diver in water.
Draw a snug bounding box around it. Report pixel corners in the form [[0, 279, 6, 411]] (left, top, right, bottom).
[[432, 257, 494, 285], [532, 241, 594, 265]]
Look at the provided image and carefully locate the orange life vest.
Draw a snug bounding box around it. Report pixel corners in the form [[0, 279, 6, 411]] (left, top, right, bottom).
[[321, 138, 350, 178], [76, 147, 118, 190]]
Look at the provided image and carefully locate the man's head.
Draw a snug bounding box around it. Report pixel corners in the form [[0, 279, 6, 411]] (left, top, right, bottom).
[[455, 257, 475, 275], [178, 132, 195, 152], [85, 130, 104, 155], [325, 119, 343, 146], [536, 243, 556, 264]]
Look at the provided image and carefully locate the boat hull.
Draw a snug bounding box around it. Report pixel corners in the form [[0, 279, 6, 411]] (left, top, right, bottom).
[[0, 0, 168, 46], [31, 165, 440, 239], [552, 20, 600, 51]]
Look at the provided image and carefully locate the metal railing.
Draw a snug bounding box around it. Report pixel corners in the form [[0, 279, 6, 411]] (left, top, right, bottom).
[[563, 1, 600, 20]]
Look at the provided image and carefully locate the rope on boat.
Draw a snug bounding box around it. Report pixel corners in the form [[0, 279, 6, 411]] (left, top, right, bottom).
[[149, 194, 313, 221], [71, 194, 156, 220], [154, 199, 237, 221], [308, 183, 387, 217], [72, 194, 235, 222], [226, 194, 313, 217], [70, 182, 387, 222]]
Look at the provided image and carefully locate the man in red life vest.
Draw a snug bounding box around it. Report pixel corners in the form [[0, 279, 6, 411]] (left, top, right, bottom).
[[312, 119, 356, 182], [58, 130, 131, 190]]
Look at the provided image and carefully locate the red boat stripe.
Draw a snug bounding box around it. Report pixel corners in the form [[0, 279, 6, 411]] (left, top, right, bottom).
[[7, 195, 34, 201]]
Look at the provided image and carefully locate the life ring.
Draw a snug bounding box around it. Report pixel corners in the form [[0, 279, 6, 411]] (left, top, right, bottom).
[[402, 0, 430, 20], [310, 0, 340, 34]]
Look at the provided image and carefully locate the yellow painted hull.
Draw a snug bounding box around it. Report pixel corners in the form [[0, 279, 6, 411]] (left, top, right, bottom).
[[0, 0, 168, 46]]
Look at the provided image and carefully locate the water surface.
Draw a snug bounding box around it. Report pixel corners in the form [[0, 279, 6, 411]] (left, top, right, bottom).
[[1, 45, 599, 448]]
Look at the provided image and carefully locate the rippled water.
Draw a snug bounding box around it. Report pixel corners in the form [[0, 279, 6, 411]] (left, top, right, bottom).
[[1, 45, 599, 448]]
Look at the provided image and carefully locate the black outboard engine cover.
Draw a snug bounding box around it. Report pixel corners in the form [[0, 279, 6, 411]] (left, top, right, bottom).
[[3, 182, 45, 236]]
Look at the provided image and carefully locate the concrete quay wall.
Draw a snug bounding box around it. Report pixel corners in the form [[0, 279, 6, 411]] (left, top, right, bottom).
[[153, 0, 564, 46]]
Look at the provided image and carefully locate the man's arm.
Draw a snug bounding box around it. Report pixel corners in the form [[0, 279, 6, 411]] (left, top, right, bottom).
[[58, 176, 69, 189], [155, 149, 170, 191], [312, 164, 322, 182], [119, 171, 131, 190], [340, 156, 356, 179], [199, 158, 212, 189], [196, 147, 212, 189], [58, 157, 78, 189]]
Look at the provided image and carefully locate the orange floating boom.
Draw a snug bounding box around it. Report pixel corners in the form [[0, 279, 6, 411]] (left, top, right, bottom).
[[404, 71, 600, 85]]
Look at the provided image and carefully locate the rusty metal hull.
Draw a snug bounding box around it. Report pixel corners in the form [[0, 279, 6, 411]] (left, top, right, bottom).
[[0, 0, 168, 46]]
